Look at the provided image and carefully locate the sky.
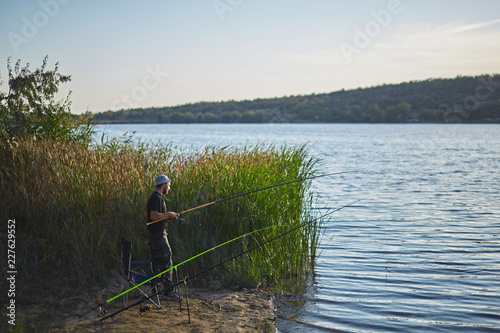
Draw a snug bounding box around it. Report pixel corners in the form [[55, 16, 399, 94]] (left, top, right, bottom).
[[1, 0, 499, 114]]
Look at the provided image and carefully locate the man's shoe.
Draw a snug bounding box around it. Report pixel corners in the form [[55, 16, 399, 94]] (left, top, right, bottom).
[[164, 291, 183, 300]]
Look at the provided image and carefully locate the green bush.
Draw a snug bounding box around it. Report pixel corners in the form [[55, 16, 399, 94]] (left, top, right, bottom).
[[0, 56, 93, 146]]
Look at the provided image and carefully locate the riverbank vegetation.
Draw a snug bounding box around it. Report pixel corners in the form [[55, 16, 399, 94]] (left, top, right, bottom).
[[0, 57, 320, 304], [93, 74, 500, 124], [1, 138, 318, 295]]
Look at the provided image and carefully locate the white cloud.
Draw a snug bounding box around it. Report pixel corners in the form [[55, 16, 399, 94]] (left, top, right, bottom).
[[431, 18, 500, 35], [348, 20, 500, 79], [262, 21, 497, 96]]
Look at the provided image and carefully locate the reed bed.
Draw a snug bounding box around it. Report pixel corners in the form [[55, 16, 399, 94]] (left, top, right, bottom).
[[0, 137, 319, 297]]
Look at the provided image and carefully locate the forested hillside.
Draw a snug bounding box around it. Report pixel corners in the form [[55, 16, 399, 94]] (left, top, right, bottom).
[[92, 75, 500, 124]]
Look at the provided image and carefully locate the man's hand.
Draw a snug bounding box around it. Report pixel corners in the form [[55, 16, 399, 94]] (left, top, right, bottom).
[[150, 211, 179, 223], [166, 211, 179, 221]]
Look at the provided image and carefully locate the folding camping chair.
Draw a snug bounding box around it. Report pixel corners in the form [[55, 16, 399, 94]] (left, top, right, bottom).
[[120, 237, 161, 309]]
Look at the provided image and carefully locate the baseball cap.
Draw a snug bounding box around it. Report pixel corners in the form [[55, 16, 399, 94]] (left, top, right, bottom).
[[155, 175, 171, 186]]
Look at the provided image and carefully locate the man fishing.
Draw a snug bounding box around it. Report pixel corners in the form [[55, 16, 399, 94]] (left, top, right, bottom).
[[147, 174, 181, 300]]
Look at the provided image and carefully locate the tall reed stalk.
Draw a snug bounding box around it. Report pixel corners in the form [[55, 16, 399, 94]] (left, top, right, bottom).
[[0, 138, 319, 297]]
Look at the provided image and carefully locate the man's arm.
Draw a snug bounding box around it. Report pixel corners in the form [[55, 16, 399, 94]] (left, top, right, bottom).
[[150, 210, 179, 222]]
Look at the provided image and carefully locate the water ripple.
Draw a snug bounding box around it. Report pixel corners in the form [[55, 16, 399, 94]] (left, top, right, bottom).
[[96, 124, 500, 332]]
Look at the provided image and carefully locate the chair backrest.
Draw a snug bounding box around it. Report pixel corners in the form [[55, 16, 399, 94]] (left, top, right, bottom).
[[121, 237, 132, 278]]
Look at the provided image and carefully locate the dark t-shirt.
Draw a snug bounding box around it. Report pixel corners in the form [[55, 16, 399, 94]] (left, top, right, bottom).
[[147, 191, 167, 234]]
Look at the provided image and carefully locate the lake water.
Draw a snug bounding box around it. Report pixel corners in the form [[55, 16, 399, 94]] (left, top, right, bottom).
[[96, 123, 500, 332]]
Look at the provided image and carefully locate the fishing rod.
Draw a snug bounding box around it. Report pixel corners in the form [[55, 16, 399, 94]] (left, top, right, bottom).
[[81, 171, 353, 317], [101, 171, 347, 301], [99, 199, 360, 321], [107, 225, 281, 303], [79, 224, 283, 318], [146, 171, 351, 226]]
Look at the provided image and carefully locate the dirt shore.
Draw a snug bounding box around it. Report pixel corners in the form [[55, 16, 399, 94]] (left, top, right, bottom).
[[15, 288, 277, 332]]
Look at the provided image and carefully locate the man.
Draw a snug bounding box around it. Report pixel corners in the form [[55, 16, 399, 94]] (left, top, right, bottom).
[[147, 174, 181, 300]]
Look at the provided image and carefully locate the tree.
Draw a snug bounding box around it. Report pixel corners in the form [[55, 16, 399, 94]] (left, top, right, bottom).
[[419, 108, 436, 121], [368, 104, 384, 122], [202, 112, 219, 123], [397, 102, 411, 121], [385, 102, 411, 123], [0, 56, 92, 145], [241, 110, 266, 123], [221, 110, 240, 123], [91, 74, 500, 124], [344, 105, 362, 122]]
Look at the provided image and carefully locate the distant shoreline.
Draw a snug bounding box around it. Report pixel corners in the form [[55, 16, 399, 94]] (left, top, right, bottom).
[[89, 74, 500, 124], [92, 121, 500, 124]]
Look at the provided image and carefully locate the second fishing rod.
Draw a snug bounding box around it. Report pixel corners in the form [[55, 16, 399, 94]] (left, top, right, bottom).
[[147, 171, 352, 226], [100, 199, 360, 321], [80, 171, 352, 317]]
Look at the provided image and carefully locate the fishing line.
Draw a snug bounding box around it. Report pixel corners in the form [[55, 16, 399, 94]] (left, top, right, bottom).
[[146, 171, 352, 226], [99, 199, 360, 321], [80, 172, 353, 317], [82, 172, 355, 317]]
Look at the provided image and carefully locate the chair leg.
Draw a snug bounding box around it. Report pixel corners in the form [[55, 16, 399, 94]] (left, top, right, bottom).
[[128, 281, 162, 309], [154, 283, 161, 309], [139, 285, 161, 309], [120, 273, 129, 307], [184, 279, 191, 324], [174, 267, 182, 311]]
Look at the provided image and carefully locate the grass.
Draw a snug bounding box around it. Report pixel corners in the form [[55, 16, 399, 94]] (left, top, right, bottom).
[[0, 137, 320, 301]]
